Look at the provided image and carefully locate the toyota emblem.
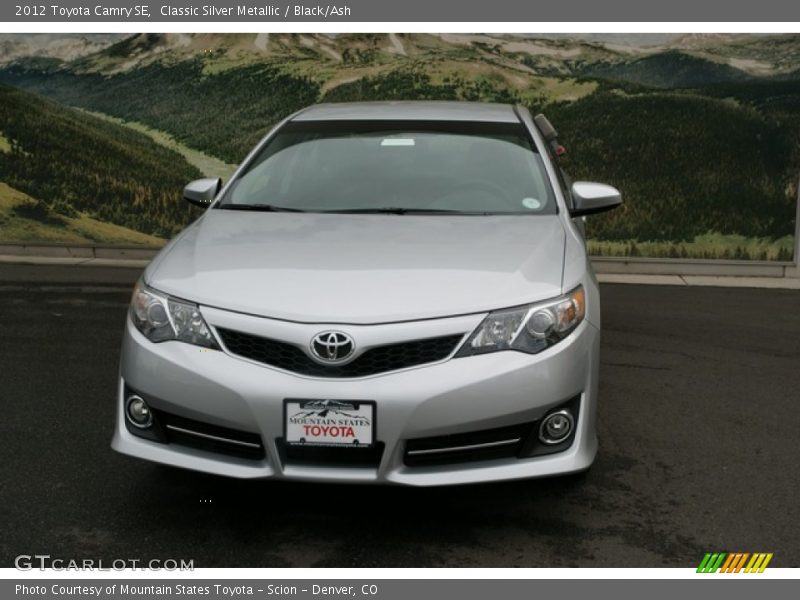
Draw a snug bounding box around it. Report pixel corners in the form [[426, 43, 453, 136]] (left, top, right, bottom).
[[310, 331, 355, 364]]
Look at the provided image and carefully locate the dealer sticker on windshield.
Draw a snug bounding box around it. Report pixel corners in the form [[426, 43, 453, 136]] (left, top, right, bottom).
[[285, 399, 375, 447]]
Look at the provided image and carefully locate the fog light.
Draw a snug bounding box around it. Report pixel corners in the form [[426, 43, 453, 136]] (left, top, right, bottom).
[[539, 409, 574, 445], [126, 395, 153, 429]]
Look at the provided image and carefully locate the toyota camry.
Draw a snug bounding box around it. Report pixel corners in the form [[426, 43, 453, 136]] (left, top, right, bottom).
[[112, 101, 621, 485]]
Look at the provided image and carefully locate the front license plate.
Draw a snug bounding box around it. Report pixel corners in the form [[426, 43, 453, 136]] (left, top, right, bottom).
[[285, 399, 375, 448]]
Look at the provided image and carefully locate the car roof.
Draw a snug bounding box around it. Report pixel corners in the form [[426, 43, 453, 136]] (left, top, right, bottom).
[[291, 101, 521, 123]]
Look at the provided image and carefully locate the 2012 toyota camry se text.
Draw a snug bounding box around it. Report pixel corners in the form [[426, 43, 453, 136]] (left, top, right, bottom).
[[112, 101, 622, 486]]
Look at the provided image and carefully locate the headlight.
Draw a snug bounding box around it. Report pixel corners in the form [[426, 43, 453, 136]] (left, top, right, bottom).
[[130, 280, 218, 348], [455, 286, 585, 357]]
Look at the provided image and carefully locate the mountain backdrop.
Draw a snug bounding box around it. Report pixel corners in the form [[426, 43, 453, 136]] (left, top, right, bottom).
[[0, 33, 798, 259]]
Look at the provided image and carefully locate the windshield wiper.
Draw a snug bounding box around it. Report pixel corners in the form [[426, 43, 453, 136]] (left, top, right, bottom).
[[219, 204, 491, 215], [323, 207, 487, 215], [216, 203, 306, 213]]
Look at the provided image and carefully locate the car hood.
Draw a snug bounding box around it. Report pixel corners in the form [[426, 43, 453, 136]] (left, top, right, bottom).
[[146, 211, 566, 324]]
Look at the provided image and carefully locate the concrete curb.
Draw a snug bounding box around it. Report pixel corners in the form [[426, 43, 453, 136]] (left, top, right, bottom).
[[2, 254, 800, 289], [2, 243, 797, 277], [591, 256, 798, 278], [597, 273, 800, 289], [0, 243, 158, 261], [0, 255, 150, 268]]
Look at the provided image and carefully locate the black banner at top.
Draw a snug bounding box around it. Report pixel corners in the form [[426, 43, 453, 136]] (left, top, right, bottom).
[[4, 0, 800, 22]]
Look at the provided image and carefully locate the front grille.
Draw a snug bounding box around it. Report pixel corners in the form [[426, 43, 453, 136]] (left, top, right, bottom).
[[216, 328, 464, 378], [404, 423, 533, 467], [153, 409, 266, 460], [277, 439, 385, 468]]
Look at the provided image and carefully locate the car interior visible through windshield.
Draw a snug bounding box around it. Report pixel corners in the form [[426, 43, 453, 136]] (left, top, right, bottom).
[[219, 120, 556, 215]]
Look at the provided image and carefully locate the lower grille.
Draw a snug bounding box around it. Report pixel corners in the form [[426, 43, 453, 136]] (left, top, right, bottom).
[[404, 423, 533, 467], [277, 439, 385, 468], [404, 396, 582, 467], [152, 409, 266, 460], [217, 328, 464, 378]]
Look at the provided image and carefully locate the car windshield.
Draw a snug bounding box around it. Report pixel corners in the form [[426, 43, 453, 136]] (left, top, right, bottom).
[[218, 120, 556, 215]]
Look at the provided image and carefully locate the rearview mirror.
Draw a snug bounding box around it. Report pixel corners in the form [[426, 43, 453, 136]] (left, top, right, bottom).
[[569, 182, 622, 217], [183, 178, 222, 207]]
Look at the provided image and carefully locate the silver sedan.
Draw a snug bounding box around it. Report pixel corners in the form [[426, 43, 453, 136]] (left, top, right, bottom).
[[112, 101, 621, 485]]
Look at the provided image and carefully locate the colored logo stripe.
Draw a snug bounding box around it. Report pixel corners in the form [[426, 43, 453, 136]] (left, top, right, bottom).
[[720, 553, 750, 573], [745, 553, 773, 573], [697, 553, 726, 573], [698, 552, 773, 573]]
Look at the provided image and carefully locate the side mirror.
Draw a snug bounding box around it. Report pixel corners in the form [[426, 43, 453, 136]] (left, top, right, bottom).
[[569, 182, 622, 217], [183, 178, 221, 208]]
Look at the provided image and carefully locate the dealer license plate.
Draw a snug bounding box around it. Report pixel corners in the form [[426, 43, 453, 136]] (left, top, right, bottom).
[[285, 399, 375, 448]]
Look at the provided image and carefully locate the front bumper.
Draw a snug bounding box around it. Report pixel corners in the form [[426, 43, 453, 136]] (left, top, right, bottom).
[[112, 313, 600, 486]]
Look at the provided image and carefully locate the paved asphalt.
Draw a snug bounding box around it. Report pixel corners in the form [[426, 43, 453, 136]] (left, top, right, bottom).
[[1, 268, 799, 568]]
